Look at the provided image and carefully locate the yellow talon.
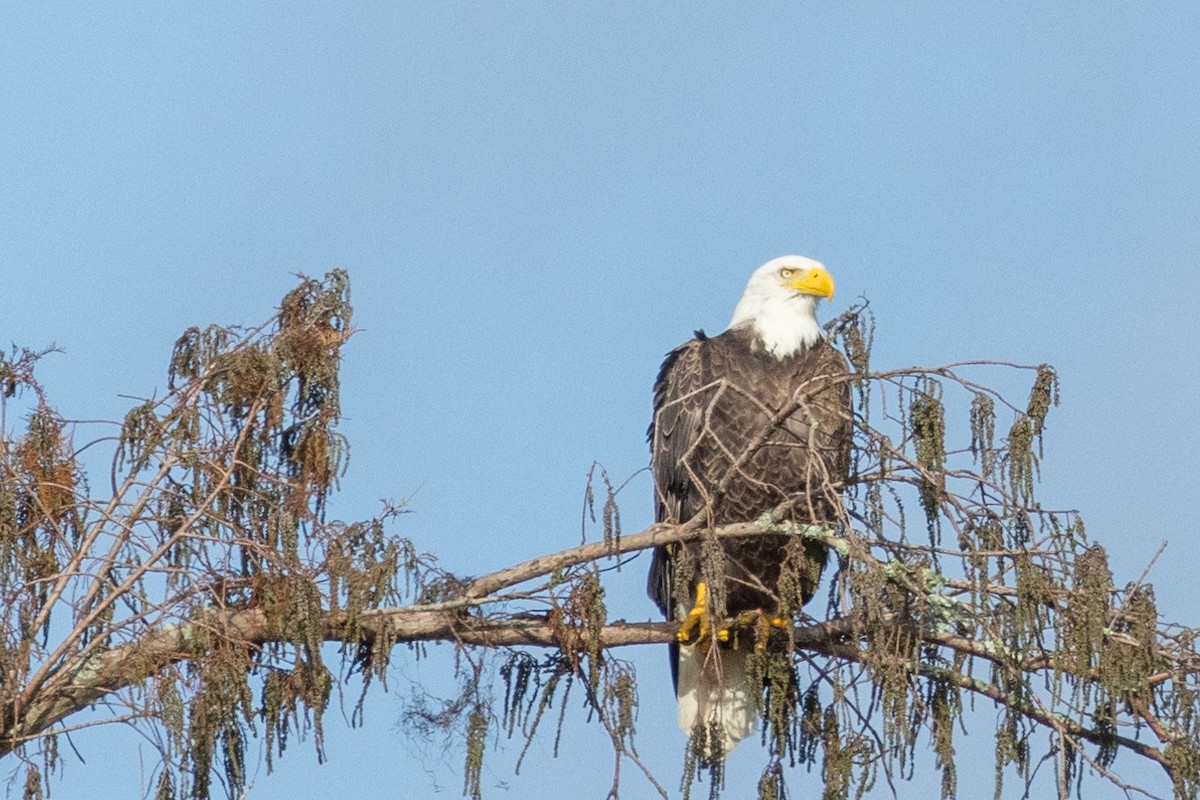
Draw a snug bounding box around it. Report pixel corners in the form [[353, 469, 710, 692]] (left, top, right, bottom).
[[676, 582, 711, 644], [725, 609, 790, 651], [677, 591, 791, 649]]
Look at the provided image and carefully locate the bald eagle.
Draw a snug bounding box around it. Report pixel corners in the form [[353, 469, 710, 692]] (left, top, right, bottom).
[[647, 255, 852, 757]]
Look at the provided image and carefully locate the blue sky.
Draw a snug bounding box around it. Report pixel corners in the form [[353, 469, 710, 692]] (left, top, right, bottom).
[[2, 4, 1198, 799]]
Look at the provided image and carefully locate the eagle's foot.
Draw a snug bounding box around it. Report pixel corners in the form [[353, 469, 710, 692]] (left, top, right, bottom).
[[677, 582, 718, 645], [729, 609, 789, 651]]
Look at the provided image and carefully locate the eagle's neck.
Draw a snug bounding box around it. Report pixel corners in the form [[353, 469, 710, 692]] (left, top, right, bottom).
[[729, 293, 822, 359]]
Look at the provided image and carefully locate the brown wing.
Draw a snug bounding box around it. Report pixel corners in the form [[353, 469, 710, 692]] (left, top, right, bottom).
[[646, 334, 709, 620]]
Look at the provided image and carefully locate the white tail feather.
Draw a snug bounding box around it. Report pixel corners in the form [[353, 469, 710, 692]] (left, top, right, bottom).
[[676, 643, 756, 757]]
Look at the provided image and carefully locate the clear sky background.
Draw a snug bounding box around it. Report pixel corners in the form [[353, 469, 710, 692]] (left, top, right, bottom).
[[2, 4, 1198, 799]]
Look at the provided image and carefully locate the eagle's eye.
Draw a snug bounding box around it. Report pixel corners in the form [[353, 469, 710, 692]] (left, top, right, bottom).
[[779, 268, 795, 279]]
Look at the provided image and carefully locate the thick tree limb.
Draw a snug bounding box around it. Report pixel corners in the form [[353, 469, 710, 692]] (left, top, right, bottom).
[[1, 516, 1188, 793], [8, 603, 1168, 775]]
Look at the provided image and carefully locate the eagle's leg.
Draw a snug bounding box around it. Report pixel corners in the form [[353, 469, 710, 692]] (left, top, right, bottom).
[[677, 582, 728, 645]]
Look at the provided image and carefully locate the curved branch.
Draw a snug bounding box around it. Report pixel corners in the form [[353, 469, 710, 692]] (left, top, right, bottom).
[[7, 602, 1170, 777]]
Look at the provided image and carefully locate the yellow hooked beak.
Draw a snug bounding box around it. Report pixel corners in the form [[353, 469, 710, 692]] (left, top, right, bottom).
[[786, 266, 835, 300]]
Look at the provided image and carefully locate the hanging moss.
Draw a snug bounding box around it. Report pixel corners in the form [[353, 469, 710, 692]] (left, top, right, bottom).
[[500, 652, 538, 739], [463, 707, 488, 800], [185, 643, 254, 800], [1099, 586, 1160, 710], [845, 306, 875, 418], [1061, 545, 1113, 687], [1005, 415, 1036, 506], [746, 645, 800, 764], [680, 713, 728, 799], [158, 675, 187, 758], [1165, 736, 1200, 800], [169, 325, 234, 390], [508, 657, 575, 773], [155, 771, 176, 800], [827, 302, 874, 420], [1003, 366, 1058, 509], [756, 760, 786, 800], [863, 481, 883, 539], [202, 344, 278, 420], [1025, 365, 1059, 441], [15, 406, 79, 536], [820, 706, 855, 800], [776, 537, 828, 617], [909, 380, 945, 545], [963, 517, 1003, 606], [582, 463, 624, 555], [262, 658, 333, 772], [117, 399, 163, 472], [929, 679, 959, 800], [1092, 702, 1118, 768], [969, 392, 996, 480], [22, 767, 41, 800], [602, 660, 638, 750], [1012, 553, 1051, 652], [325, 519, 401, 649], [991, 706, 1030, 800]]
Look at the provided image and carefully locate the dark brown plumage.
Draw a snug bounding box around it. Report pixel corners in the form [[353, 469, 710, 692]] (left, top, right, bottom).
[[648, 322, 851, 623]]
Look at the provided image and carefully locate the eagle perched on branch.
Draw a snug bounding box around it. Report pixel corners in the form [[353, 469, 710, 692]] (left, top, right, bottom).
[[647, 255, 852, 756]]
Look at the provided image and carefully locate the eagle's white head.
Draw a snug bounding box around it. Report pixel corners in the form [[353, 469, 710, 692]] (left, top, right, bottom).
[[728, 255, 836, 358]]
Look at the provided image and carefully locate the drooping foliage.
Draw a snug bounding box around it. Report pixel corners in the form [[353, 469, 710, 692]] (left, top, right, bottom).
[[0, 272, 418, 798]]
